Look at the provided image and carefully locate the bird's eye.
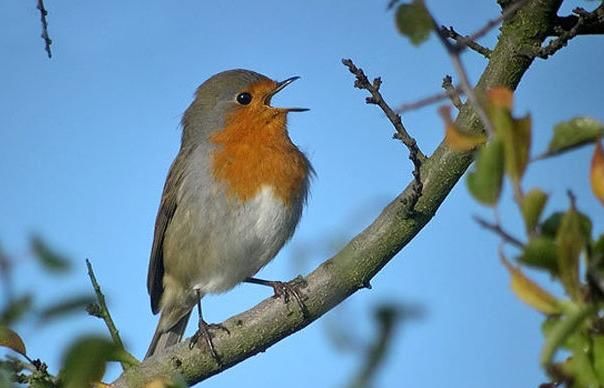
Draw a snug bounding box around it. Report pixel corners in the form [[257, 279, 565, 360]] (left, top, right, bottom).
[[236, 92, 252, 105]]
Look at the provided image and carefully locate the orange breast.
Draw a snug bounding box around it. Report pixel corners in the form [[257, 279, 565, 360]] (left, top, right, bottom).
[[210, 92, 309, 205]]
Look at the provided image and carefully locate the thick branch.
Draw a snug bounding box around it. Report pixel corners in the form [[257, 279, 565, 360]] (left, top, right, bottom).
[[114, 0, 562, 386]]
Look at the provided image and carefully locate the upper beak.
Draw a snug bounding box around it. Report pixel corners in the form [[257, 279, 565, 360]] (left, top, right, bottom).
[[264, 76, 309, 112]]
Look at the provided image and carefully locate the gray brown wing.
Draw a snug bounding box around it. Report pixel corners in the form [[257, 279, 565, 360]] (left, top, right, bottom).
[[147, 148, 192, 314]]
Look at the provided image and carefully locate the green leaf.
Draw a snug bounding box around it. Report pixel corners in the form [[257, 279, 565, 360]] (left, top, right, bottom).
[[0, 326, 27, 357], [466, 137, 504, 206], [593, 335, 604, 385], [395, 1, 433, 46], [30, 235, 71, 273], [38, 294, 96, 324], [60, 336, 118, 388], [0, 294, 33, 326], [541, 304, 593, 368], [556, 208, 587, 301], [544, 117, 604, 158], [520, 188, 548, 232], [541, 211, 592, 240], [564, 332, 600, 388], [518, 237, 558, 274]]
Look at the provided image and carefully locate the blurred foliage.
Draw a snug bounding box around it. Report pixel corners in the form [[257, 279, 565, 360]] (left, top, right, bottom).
[[0, 236, 109, 387], [442, 86, 604, 387]]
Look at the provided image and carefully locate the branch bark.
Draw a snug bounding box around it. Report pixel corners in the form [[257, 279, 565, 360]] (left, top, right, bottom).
[[114, 0, 564, 386]]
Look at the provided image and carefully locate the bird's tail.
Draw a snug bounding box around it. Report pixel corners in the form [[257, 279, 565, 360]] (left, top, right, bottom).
[[145, 310, 191, 359]]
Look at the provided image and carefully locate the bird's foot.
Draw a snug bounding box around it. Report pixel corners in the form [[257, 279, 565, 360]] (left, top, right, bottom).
[[189, 320, 228, 365], [245, 276, 308, 317]]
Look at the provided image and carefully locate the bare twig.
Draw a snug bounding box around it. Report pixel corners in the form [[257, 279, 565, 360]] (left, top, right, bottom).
[[532, 7, 599, 59], [431, 0, 528, 136], [551, 3, 604, 36], [36, 0, 52, 58], [442, 75, 464, 111], [433, 24, 495, 136], [395, 84, 464, 113], [342, 59, 424, 213], [439, 26, 492, 58], [86, 259, 139, 370], [386, 0, 399, 11], [474, 215, 525, 248]]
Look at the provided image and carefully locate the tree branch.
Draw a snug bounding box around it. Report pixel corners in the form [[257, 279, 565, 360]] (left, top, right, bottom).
[[534, 6, 604, 59], [36, 0, 52, 59], [550, 4, 604, 36], [442, 75, 464, 111], [341, 59, 424, 213], [439, 26, 492, 58], [114, 0, 562, 386], [86, 259, 138, 370]]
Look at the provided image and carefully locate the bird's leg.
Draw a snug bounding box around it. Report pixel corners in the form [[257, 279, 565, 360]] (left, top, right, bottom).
[[244, 276, 308, 317], [189, 290, 228, 365]]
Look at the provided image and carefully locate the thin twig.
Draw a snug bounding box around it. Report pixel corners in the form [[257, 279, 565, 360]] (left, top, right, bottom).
[[86, 259, 139, 370], [431, 0, 528, 136], [439, 26, 492, 58], [441, 75, 464, 111], [342, 59, 424, 213], [532, 7, 595, 59], [395, 84, 464, 113], [36, 0, 52, 58], [474, 215, 525, 248], [550, 3, 604, 36], [433, 23, 495, 136]]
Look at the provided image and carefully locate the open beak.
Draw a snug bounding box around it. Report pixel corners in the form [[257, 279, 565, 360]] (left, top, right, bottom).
[[265, 76, 309, 112]]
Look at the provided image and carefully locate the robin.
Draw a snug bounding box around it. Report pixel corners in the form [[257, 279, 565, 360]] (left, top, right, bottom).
[[145, 69, 313, 360]]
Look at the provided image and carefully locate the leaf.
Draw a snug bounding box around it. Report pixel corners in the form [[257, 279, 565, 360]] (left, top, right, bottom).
[[30, 235, 71, 273], [545, 117, 604, 157], [592, 141, 604, 205], [487, 86, 513, 109], [466, 137, 504, 206], [501, 255, 560, 314], [563, 331, 600, 388], [38, 294, 96, 323], [487, 87, 531, 185], [593, 335, 604, 385], [556, 208, 587, 301], [395, 0, 433, 46], [518, 237, 558, 274], [0, 294, 33, 326], [520, 188, 548, 232], [440, 106, 487, 151], [541, 211, 592, 240], [0, 326, 27, 357], [60, 336, 118, 388]]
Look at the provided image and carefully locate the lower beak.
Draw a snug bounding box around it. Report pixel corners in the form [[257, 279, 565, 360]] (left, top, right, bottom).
[[265, 76, 309, 112]]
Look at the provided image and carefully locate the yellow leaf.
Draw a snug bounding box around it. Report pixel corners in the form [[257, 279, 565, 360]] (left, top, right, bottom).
[[501, 256, 560, 315], [440, 106, 486, 151], [591, 141, 604, 205], [0, 326, 27, 357], [488, 86, 513, 109]]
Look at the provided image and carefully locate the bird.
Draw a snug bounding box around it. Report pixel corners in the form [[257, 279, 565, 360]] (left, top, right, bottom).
[[145, 69, 313, 360]]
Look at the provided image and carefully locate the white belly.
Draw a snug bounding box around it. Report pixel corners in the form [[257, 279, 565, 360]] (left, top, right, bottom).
[[191, 185, 298, 294]]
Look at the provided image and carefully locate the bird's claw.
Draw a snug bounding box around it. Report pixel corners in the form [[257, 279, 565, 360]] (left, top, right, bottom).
[[189, 320, 227, 365], [268, 278, 308, 318]]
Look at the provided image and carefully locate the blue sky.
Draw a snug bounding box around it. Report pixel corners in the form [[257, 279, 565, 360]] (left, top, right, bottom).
[[1, 1, 603, 387]]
